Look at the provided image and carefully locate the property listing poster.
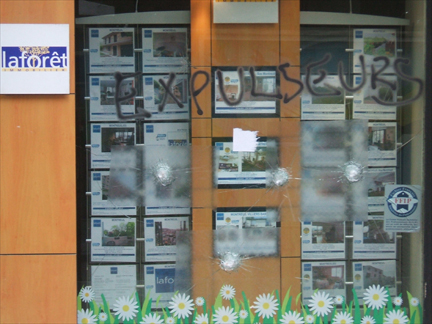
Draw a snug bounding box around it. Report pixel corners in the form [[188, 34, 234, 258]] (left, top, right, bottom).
[[144, 264, 176, 308], [143, 74, 190, 120], [89, 75, 135, 121], [353, 29, 397, 74], [91, 171, 137, 216], [214, 69, 278, 115], [142, 28, 188, 73], [352, 215, 397, 259], [91, 265, 136, 306], [89, 28, 135, 73], [368, 122, 397, 167], [143, 122, 189, 146], [353, 260, 397, 304], [353, 75, 397, 120], [144, 217, 189, 262], [214, 209, 278, 229], [90, 123, 136, 169], [301, 222, 345, 259], [91, 218, 136, 262], [214, 141, 267, 186], [302, 261, 346, 303], [366, 168, 396, 212], [301, 75, 346, 120]]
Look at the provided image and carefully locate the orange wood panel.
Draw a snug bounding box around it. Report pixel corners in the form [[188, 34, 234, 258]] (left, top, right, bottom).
[[192, 118, 212, 138], [191, 0, 211, 67], [192, 208, 213, 231], [280, 0, 300, 66], [0, 0, 76, 94], [0, 254, 76, 324], [192, 138, 213, 208], [212, 23, 279, 67], [280, 66, 301, 117], [191, 67, 212, 118], [281, 257, 301, 311], [214, 188, 283, 208], [213, 118, 282, 137], [0, 95, 76, 254], [280, 206, 301, 257]]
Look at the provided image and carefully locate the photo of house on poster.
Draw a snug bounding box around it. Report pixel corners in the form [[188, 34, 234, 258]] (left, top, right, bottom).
[[143, 75, 190, 120], [142, 28, 188, 73], [353, 260, 397, 304], [91, 265, 136, 306], [353, 29, 397, 74], [89, 28, 135, 73], [89, 76, 135, 121], [144, 264, 176, 308], [90, 123, 136, 169], [301, 222, 345, 259], [144, 217, 189, 262], [91, 218, 136, 262], [366, 168, 396, 212], [301, 75, 346, 120], [302, 261, 346, 303], [368, 122, 397, 167], [214, 141, 267, 186], [384, 185, 422, 232], [352, 215, 396, 259], [214, 69, 278, 116], [91, 171, 137, 216], [353, 76, 397, 120]]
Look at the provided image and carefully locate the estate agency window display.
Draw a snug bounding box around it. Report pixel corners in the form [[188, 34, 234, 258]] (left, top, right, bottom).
[[76, 6, 427, 324]]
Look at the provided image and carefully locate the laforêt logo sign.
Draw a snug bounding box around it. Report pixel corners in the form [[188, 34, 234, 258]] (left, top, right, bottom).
[[0, 24, 69, 94]]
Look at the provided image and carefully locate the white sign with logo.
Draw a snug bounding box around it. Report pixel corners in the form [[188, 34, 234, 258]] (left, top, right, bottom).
[[384, 185, 421, 232], [0, 24, 69, 94]]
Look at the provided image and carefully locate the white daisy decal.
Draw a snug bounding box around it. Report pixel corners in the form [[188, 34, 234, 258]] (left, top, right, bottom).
[[141, 313, 163, 324], [308, 291, 333, 317], [113, 296, 139, 321], [251, 293, 278, 319], [281, 311, 304, 324], [195, 313, 209, 324], [333, 311, 353, 324], [77, 309, 97, 324], [220, 284, 236, 300], [168, 293, 194, 319], [410, 297, 419, 307], [213, 306, 238, 324], [166, 317, 175, 324], [195, 297, 205, 307], [305, 315, 315, 324], [334, 295, 344, 305], [98, 312, 108, 322], [361, 315, 376, 324], [363, 285, 388, 310], [393, 296, 403, 306], [384, 310, 409, 324], [239, 310, 249, 319], [79, 286, 95, 303]]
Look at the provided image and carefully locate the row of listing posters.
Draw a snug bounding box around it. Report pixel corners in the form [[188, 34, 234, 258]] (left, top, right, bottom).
[[89, 28, 188, 74], [302, 260, 397, 304], [301, 216, 397, 260]]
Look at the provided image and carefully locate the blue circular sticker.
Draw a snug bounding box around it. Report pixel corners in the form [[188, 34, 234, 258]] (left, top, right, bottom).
[[386, 187, 419, 217]]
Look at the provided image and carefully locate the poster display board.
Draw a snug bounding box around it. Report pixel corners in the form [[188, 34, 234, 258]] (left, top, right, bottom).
[[89, 75, 135, 121], [301, 75, 346, 120], [302, 261, 346, 302], [213, 68, 279, 117], [142, 28, 188, 73], [143, 74, 190, 120], [301, 222, 345, 259], [352, 215, 397, 259], [89, 28, 135, 73], [368, 122, 397, 167], [144, 216, 189, 262], [91, 218, 136, 262], [91, 265, 136, 305], [91, 171, 137, 216], [144, 264, 176, 308]]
